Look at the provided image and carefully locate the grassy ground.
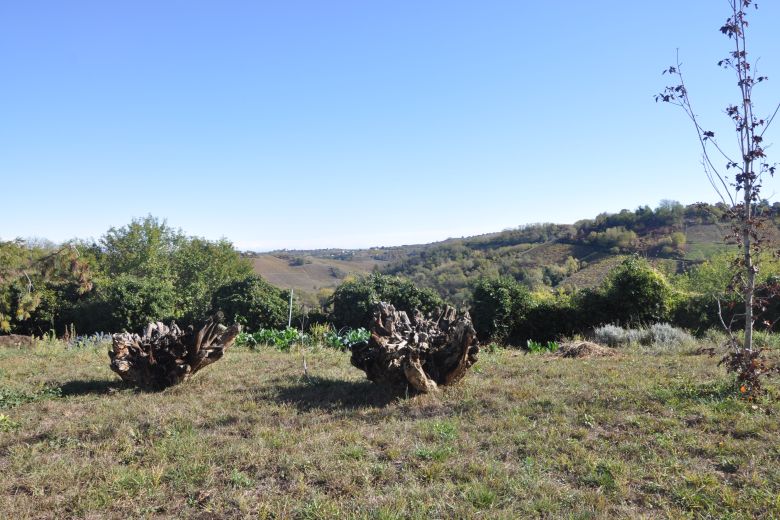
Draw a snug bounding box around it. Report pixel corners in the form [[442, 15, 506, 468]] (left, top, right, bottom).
[[0, 342, 778, 519]]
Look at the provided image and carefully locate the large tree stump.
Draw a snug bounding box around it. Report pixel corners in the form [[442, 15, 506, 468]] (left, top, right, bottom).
[[351, 302, 479, 393], [109, 314, 241, 389]]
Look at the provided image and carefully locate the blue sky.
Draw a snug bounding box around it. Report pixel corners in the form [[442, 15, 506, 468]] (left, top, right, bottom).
[[1, 1, 778, 250]]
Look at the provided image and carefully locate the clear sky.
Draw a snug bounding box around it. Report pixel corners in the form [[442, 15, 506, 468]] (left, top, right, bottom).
[[1, 1, 778, 251]]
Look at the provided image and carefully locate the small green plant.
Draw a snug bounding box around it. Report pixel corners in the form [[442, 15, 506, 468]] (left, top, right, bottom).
[[234, 331, 257, 348], [238, 327, 307, 351], [323, 327, 370, 351], [465, 483, 498, 510], [431, 420, 458, 442], [414, 445, 454, 462], [583, 462, 618, 492], [0, 385, 62, 409], [526, 340, 559, 353], [308, 322, 333, 345], [0, 413, 21, 432], [229, 469, 253, 488]]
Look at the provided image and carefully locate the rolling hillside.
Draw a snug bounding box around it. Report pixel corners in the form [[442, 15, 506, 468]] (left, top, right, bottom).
[[247, 253, 385, 295], [247, 201, 780, 306]]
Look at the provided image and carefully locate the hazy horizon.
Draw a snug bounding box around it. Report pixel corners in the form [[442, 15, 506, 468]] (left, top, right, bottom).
[[13, 196, 719, 253]]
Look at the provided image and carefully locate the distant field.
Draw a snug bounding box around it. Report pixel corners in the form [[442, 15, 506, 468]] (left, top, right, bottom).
[[562, 255, 625, 289], [515, 242, 598, 267], [684, 224, 734, 262], [250, 254, 386, 293], [1, 342, 778, 518]]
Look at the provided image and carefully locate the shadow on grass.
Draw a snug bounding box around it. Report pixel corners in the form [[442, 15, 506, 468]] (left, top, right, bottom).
[[58, 379, 126, 397], [272, 377, 402, 411]]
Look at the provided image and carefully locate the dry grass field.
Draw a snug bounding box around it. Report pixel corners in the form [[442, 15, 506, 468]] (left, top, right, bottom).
[[250, 255, 384, 294], [1, 342, 779, 519]]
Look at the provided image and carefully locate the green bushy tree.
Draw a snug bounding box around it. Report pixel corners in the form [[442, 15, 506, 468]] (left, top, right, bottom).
[[99, 216, 182, 280], [470, 276, 532, 343], [172, 238, 254, 321], [89, 274, 177, 332], [329, 273, 444, 329], [0, 238, 94, 334], [211, 276, 289, 331], [600, 257, 673, 325]]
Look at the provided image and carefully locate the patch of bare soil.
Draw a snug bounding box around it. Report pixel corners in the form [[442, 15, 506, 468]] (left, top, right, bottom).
[[0, 334, 36, 348], [557, 341, 616, 359]]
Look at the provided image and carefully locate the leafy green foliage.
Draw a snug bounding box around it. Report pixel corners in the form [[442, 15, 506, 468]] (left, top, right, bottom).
[[254, 327, 302, 351], [329, 273, 443, 329], [2, 216, 252, 335], [98, 216, 181, 280], [88, 274, 177, 332], [324, 328, 370, 351], [0, 239, 95, 334], [211, 276, 289, 332], [526, 340, 559, 353], [172, 238, 253, 321], [600, 257, 673, 325], [470, 276, 531, 342], [471, 259, 678, 346], [235, 326, 369, 352]]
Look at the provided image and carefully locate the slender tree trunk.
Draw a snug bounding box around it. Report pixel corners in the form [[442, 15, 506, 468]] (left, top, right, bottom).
[[743, 175, 754, 353]]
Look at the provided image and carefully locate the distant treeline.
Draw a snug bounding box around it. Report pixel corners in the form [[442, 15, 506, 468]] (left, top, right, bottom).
[[3, 202, 780, 342], [380, 200, 780, 306]]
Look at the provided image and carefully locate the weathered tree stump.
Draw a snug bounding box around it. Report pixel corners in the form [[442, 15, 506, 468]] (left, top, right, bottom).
[[109, 314, 241, 389], [350, 302, 479, 393]]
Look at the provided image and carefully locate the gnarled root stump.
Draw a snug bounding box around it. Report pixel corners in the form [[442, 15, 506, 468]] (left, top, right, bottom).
[[109, 315, 241, 389], [350, 302, 479, 393]]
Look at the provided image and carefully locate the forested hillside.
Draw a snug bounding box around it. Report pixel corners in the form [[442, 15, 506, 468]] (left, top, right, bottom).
[[252, 200, 780, 306]]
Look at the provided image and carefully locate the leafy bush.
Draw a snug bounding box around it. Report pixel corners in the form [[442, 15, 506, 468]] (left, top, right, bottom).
[[171, 238, 253, 321], [74, 274, 177, 333], [470, 276, 532, 343], [339, 328, 370, 350], [237, 327, 305, 351], [526, 340, 559, 353], [600, 257, 673, 325], [520, 294, 578, 344], [211, 276, 289, 331], [308, 322, 333, 345], [236, 326, 369, 352], [329, 273, 443, 329]]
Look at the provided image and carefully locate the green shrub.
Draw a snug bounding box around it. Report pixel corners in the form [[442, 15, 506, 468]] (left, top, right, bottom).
[[329, 273, 443, 329], [470, 276, 532, 343], [520, 295, 578, 344], [323, 327, 370, 351], [240, 327, 304, 351], [526, 340, 559, 353], [211, 276, 289, 331], [600, 257, 673, 325], [74, 274, 177, 333]]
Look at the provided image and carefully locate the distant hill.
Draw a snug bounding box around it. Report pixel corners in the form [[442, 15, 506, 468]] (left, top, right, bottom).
[[242, 251, 383, 304], [247, 201, 780, 306]]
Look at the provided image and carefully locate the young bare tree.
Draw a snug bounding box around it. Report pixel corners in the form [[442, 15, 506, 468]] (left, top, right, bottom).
[[657, 0, 779, 395]]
